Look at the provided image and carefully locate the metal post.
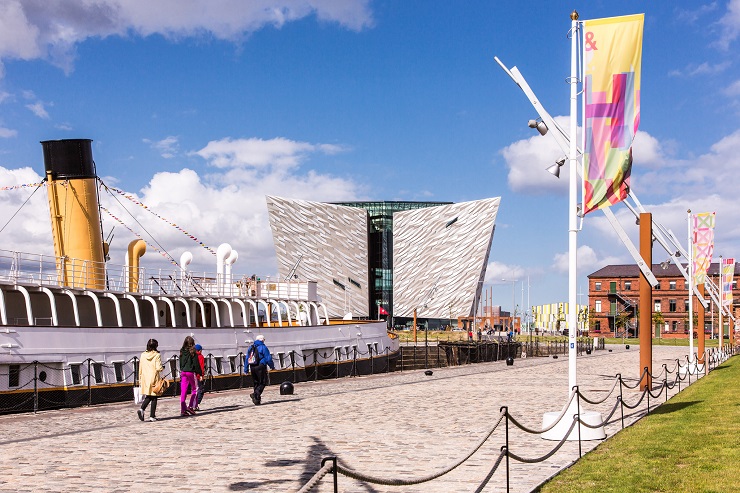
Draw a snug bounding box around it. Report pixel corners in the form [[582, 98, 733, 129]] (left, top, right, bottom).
[[617, 374, 624, 429], [33, 361, 38, 414], [321, 457, 338, 493], [87, 358, 92, 406], [639, 212, 653, 391]]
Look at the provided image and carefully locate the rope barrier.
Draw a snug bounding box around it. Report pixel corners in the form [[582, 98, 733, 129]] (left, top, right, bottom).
[[507, 416, 579, 463], [577, 376, 620, 405], [506, 392, 576, 435], [294, 461, 334, 493], [333, 412, 505, 487], [472, 449, 508, 493]]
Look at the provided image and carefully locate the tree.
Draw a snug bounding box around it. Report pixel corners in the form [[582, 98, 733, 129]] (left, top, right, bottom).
[[652, 311, 664, 338]]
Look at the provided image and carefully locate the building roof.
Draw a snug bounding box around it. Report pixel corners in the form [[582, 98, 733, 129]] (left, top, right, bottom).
[[588, 262, 740, 279]]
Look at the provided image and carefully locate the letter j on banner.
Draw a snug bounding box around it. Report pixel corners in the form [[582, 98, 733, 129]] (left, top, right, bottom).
[[582, 14, 644, 215]]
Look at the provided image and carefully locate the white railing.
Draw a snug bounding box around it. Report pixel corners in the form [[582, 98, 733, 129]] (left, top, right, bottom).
[[0, 249, 316, 300]]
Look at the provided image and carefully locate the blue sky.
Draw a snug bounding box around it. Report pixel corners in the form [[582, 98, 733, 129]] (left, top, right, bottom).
[[1, 0, 739, 313]]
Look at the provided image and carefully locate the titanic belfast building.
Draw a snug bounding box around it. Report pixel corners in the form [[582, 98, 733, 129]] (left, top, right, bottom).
[[266, 196, 500, 328]]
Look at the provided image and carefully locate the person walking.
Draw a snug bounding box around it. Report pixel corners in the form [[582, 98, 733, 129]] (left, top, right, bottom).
[[138, 338, 164, 422], [179, 336, 202, 416], [195, 344, 206, 411], [246, 335, 274, 405]]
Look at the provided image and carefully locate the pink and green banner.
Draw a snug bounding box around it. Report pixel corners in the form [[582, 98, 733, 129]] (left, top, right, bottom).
[[693, 212, 715, 285], [721, 258, 735, 308], [582, 14, 644, 215]]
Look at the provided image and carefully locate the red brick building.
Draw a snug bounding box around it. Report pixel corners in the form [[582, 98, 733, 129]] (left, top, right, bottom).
[[587, 262, 739, 337]]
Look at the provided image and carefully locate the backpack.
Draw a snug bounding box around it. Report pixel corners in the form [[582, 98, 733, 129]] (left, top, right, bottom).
[[247, 344, 259, 366]]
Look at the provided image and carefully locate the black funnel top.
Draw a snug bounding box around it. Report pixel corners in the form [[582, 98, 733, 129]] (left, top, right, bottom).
[[41, 139, 96, 180]]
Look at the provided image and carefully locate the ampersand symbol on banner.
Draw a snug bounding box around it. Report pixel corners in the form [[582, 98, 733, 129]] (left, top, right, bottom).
[[585, 31, 598, 51]]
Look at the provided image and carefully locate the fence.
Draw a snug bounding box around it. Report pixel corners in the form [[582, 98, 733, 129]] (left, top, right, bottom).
[[296, 345, 737, 493]]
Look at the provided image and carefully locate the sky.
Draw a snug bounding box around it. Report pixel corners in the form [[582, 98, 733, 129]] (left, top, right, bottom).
[[1, 0, 740, 315]]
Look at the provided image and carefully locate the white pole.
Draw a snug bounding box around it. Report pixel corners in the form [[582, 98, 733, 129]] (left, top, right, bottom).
[[688, 210, 694, 363], [568, 12, 579, 397], [718, 256, 724, 355]]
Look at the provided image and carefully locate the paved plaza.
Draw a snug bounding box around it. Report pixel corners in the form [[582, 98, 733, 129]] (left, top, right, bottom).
[[0, 345, 694, 492]]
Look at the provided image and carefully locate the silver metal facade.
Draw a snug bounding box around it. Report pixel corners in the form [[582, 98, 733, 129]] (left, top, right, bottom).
[[266, 196, 370, 318], [392, 198, 500, 319]]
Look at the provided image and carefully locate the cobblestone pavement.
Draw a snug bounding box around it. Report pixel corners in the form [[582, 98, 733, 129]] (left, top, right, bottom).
[[0, 345, 697, 493]]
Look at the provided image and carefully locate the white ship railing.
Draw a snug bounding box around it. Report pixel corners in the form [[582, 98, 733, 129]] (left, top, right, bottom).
[[0, 249, 316, 300]]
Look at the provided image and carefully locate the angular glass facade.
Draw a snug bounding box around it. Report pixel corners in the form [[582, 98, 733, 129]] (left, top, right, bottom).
[[334, 201, 451, 320]]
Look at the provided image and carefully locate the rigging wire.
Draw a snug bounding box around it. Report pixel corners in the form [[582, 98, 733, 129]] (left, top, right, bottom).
[[0, 181, 45, 235], [98, 179, 178, 265], [101, 181, 216, 256]]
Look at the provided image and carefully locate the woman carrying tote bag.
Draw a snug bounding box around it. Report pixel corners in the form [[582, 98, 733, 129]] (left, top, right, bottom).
[[137, 338, 165, 422]]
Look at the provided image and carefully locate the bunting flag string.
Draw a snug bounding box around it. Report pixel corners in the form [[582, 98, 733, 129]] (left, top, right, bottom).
[[100, 206, 178, 266], [102, 184, 216, 256], [0, 182, 46, 191]]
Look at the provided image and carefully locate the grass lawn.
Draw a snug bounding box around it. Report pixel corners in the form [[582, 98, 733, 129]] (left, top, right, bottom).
[[534, 355, 740, 493]]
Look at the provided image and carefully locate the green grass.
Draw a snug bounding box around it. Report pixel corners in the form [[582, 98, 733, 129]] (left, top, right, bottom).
[[535, 355, 740, 493]]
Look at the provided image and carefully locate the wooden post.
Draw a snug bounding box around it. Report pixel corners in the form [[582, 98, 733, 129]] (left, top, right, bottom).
[[413, 308, 417, 344], [697, 284, 706, 364], [639, 212, 653, 391]]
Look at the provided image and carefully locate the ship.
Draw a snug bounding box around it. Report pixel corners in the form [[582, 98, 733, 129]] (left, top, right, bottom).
[[0, 139, 399, 413]]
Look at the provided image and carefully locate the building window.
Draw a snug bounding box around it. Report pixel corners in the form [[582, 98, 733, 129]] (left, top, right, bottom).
[[684, 299, 689, 312], [70, 364, 82, 385], [595, 282, 601, 291], [8, 364, 20, 388], [595, 301, 602, 313], [93, 363, 104, 384], [669, 281, 676, 290], [654, 300, 661, 312], [672, 321, 678, 331], [214, 357, 223, 375], [228, 356, 236, 373], [624, 281, 631, 290], [114, 362, 125, 382], [669, 299, 677, 312], [594, 320, 601, 332]]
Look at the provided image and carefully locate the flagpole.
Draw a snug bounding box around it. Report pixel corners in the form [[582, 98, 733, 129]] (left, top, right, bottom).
[[719, 255, 723, 357], [688, 209, 695, 366], [567, 10, 579, 400]]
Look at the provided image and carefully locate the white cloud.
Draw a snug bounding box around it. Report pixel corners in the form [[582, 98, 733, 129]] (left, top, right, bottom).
[[25, 101, 49, 119], [484, 261, 527, 284], [0, 0, 373, 76], [668, 61, 731, 77], [501, 116, 572, 194], [552, 245, 624, 275], [717, 0, 740, 50], [144, 135, 179, 159], [0, 127, 17, 138], [194, 136, 345, 169], [0, 91, 11, 103], [724, 79, 740, 96]]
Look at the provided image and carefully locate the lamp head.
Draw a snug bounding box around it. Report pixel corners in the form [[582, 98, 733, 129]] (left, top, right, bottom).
[[546, 158, 566, 178], [528, 118, 548, 136]]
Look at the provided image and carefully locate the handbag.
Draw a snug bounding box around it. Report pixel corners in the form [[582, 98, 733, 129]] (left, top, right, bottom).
[[133, 386, 143, 404], [153, 376, 169, 396]]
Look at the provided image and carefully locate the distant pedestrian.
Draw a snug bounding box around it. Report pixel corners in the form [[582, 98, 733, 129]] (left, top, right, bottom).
[[246, 335, 274, 405], [179, 336, 202, 416], [195, 344, 206, 410], [137, 338, 164, 422]]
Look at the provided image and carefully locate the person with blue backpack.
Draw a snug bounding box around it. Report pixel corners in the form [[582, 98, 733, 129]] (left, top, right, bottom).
[[246, 335, 274, 405]]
